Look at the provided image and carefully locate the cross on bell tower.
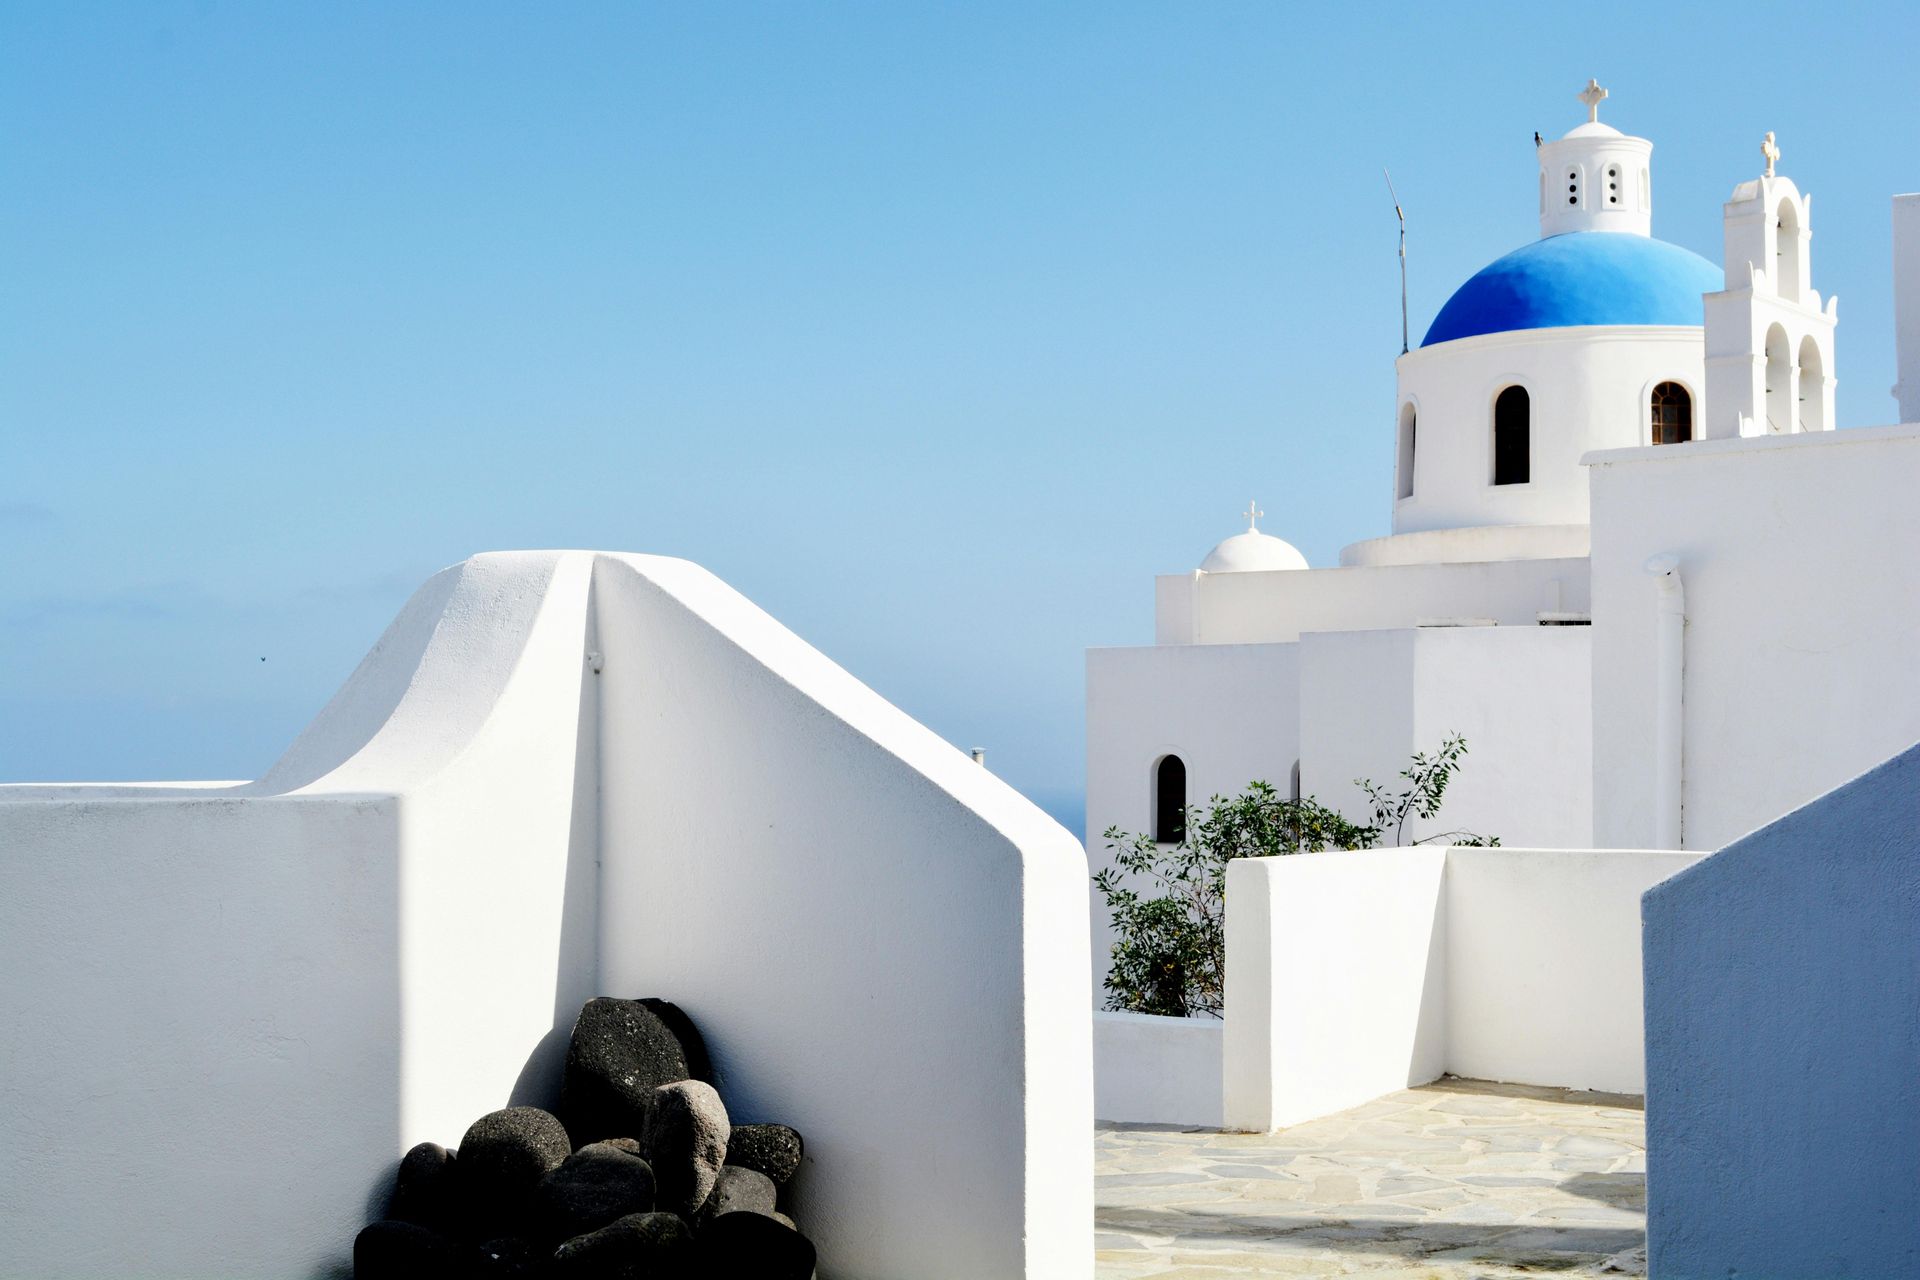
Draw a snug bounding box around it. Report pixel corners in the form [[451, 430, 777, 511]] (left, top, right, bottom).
[[1579, 78, 1608, 123], [1761, 131, 1780, 178]]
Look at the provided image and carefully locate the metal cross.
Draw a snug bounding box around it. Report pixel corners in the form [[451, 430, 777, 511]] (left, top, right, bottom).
[[1762, 131, 1779, 178], [1242, 500, 1263, 532], [1578, 79, 1608, 124]]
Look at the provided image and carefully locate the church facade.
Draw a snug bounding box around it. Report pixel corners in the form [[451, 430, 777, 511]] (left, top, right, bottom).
[[1085, 84, 1920, 987]]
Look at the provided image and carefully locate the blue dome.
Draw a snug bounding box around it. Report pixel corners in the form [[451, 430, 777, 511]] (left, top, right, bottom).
[[1422, 232, 1722, 347]]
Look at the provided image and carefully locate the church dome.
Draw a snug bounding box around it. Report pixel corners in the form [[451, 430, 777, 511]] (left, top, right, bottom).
[[1422, 231, 1721, 347], [1200, 530, 1308, 573]]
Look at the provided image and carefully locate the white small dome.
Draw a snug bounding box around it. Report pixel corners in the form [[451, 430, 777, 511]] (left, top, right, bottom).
[[1199, 502, 1309, 573]]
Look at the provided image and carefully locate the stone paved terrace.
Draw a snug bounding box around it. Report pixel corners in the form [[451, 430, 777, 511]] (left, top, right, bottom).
[[1095, 1078, 1646, 1279]]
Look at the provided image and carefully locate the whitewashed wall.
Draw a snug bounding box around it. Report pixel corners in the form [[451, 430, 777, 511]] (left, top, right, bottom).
[[1589, 423, 1920, 850], [1222, 846, 1698, 1132], [1299, 625, 1593, 850], [1156, 555, 1588, 646], [1093, 1011, 1222, 1128], [1084, 641, 1299, 998], [0, 551, 1092, 1280], [1222, 849, 1448, 1132], [1393, 326, 1705, 534]]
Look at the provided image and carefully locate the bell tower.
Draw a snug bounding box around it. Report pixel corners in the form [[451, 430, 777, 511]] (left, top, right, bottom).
[[1701, 133, 1839, 437], [1536, 80, 1654, 238]]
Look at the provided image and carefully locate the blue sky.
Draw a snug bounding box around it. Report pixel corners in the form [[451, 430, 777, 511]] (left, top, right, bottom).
[[3, 3, 1914, 831]]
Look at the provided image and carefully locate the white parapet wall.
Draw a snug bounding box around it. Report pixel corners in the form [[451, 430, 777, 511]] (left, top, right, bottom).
[[1222, 846, 1700, 1133], [1093, 1011, 1223, 1128], [0, 551, 1093, 1280]]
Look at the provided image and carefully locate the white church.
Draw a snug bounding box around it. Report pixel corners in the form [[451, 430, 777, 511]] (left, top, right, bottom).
[[1086, 82, 1920, 972]]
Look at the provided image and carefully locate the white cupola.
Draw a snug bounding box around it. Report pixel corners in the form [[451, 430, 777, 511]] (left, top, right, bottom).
[[1198, 501, 1308, 573], [1537, 80, 1653, 238]]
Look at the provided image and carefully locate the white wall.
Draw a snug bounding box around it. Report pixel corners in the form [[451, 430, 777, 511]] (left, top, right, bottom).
[[1084, 641, 1299, 997], [588, 553, 1091, 1280], [1393, 326, 1705, 534], [1223, 846, 1698, 1133], [1589, 424, 1920, 849], [1093, 1011, 1222, 1128], [1223, 849, 1447, 1133], [1894, 194, 1920, 425], [1156, 555, 1588, 646], [1299, 625, 1593, 850], [1444, 848, 1699, 1091], [0, 551, 1092, 1280]]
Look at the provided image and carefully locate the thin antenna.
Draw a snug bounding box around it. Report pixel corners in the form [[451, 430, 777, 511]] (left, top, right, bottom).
[[1384, 168, 1408, 355]]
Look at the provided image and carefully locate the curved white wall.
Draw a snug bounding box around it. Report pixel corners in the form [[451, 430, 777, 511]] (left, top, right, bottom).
[[1393, 326, 1705, 534], [0, 551, 1092, 1280]]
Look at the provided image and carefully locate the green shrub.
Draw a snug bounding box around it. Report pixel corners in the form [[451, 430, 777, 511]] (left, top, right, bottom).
[[1093, 734, 1497, 1018]]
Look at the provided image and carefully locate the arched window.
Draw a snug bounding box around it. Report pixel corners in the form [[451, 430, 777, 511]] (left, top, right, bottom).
[[1289, 760, 1301, 803], [1764, 324, 1793, 434], [1798, 336, 1825, 432], [1651, 382, 1692, 444], [1153, 755, 1186, 844], [1397, 403, 1416, 499], [1776, 198, 1803, 302], [1493, 385, 1530, 485]]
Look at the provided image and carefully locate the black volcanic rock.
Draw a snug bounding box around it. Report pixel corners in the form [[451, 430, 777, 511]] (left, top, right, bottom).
[[561, 998, 697, 1143], [725, 1123, 804, 1186], [697, 1165, 777, 1226], [353, 1219, 470, 1279], [387, 1142, 459, 1231], [698, 1211, 816, 1280], [458, 1107, 573, 1227], [534, 1142, 657, 1241], [550, 1211, 696, 1278]]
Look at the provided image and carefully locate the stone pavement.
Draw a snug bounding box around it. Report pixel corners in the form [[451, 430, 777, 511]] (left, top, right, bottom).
[[1095, 1077, 1646, 1278]]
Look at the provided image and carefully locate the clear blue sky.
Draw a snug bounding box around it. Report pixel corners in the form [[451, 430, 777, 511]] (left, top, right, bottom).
[[3, 3, 1914, 831]]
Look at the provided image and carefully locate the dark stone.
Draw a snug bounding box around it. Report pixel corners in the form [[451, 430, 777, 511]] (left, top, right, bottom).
[[535, 1142, 657, 1241], [634, 998, 714, 1086], [459, 1106, 573, 1227], [641, 1080, 730, 1216], [598, 1137, 642, 1156], [561, 998, 697, 1144], [387, 1142, 459, 1231], [353, 1219, 470, 1279], [696, 1165, 777, 1226], [473, 1236, 541, 1277], [697, 1211, 817, 1279], [550, 1211, 696, 1279], [725, 1123, 804, 1186]]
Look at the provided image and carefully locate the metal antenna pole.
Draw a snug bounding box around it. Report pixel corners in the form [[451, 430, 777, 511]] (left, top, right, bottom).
[[1384, 168, 1408, 355]]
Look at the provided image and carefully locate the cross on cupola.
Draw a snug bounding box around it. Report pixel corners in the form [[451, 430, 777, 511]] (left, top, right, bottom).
[[1242, 500, 1263, 532], [1579, 79, 1608, 124]]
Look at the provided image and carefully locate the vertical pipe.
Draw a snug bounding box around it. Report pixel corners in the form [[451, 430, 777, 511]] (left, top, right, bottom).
[[1644, 554, 1685, 847]]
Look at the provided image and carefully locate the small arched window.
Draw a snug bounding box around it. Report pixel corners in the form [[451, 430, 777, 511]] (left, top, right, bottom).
[[1397, 403, 1416, 499], [1651, 382, 1692, 444], [1289, 760, 1301, 803], [1153, 755, 1186, 844], [1493, 385, 1530, 485]]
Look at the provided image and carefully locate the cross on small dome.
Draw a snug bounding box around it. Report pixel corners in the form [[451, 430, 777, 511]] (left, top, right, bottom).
[[1242, 499, 1264, 532], [1579, 79, 1608, 124]]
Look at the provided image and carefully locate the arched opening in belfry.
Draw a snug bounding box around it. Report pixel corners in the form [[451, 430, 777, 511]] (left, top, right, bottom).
[[1397, 403, 1417, 499], [1775, 198, 1803, 302], [1651, 381, 1692, 445], [1797, 336, 1826, 433], [1493, 385, 1530, 485], [1764, 325, 1793, 434], [1153, 755, 1186, 844]]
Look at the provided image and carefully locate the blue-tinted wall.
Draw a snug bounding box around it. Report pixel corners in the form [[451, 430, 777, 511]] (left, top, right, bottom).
[[1641, 744, 1920, 1277]]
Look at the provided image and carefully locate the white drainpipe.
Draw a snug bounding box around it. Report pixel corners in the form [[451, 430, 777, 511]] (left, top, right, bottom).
[[1644, 554, 1685, 848]]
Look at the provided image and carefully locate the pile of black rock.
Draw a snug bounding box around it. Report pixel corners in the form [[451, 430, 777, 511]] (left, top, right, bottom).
[[355, 996, 815, 1279]]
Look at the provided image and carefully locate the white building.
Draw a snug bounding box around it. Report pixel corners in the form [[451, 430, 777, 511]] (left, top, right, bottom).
[[1086, 84, 1920, 995]]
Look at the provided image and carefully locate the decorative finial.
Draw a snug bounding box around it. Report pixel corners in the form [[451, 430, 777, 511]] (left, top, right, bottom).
[[1242, 500, 1263, 532], [1761, 130, 1779, 178], [1578, 78, 1608, 124]]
